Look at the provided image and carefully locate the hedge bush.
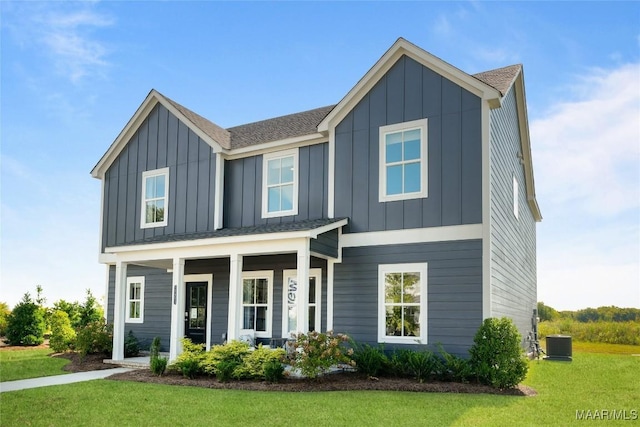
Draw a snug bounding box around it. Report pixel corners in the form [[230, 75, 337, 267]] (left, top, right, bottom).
[[75, 319, 113, 356], [469, 317, 528, 389], [49, 310, 76, 352]]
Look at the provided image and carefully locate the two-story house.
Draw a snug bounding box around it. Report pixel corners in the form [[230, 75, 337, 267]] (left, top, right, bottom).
[[91, 38, 541, 362]]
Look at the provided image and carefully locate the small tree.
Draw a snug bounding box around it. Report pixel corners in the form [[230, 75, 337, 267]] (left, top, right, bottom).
[[0, 302, 10, 336], [53, 300, 82, 329], [5, 293, 46, 346], [78, 290, 104, 328], [469, 317, 528, 389], [49, 310, 76, 352]]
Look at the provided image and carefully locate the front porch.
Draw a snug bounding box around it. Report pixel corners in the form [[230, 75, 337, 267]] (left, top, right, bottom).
[[104, 218, 346, 362]]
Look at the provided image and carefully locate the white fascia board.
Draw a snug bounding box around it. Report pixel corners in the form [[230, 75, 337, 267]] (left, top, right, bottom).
[[91, 90, 224, 179], [513, 72, 542, 222], [318, 38, 501, 133], [224, 133, 327, 160], [308, 218, 348, 238], [481, 101, 493, 320], [106, 237, 310, 264], [341, 224, 483, 248]]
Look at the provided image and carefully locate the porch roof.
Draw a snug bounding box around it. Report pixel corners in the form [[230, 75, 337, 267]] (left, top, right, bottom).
[[110, 217, 347, 247]]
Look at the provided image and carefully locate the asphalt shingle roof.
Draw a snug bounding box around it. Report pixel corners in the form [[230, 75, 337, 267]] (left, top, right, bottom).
[[159, 63, 521, 151], [113, 217, 347, 247], [472, 64, 522, 96]]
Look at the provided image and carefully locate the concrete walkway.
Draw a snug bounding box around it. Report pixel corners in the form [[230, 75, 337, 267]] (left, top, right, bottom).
[[0, 368, 132, 393]]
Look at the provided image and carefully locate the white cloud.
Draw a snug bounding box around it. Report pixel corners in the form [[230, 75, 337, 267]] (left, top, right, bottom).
[[3, 3, 114, 83], [531, 63, 640, 310], [531, 63, 640, 217]]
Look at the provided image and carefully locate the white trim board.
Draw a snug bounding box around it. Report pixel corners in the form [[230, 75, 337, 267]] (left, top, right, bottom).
[[340, 224, 483, 248]]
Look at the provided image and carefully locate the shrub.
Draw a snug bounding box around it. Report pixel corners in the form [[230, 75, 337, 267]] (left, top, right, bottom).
[[49, 310, 76, 352], [149, 336, 167, 376], [469, 317, 528, 389], [124, 330, 140, 357], [288, 331, 355, 379], [5, 293, 46, 346], [263, 359, 285, 383], [201, 340, 251, 376], [75, 319, 113, 356], [352, 343, 387, 377], [387, 348, 414, 377], [171, 338, 206, 378], [407, 350, 437, 383], [52, 300, 82, 329], [436, 345, 473, 383], [78, 290, 104, 328], [234, 345, 286, 379], [0, 302, 10, 336], [215, 360, 239, 382]]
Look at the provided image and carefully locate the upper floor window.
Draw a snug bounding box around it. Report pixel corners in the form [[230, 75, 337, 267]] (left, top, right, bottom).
[[126, 276, 145, 323], [141, 168, 169, 228], [262, 149, 298, 218], [379, 119, 428, 202]]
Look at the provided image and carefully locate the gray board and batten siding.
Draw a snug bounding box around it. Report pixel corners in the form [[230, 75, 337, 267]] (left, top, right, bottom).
[[223, 143, 329, 229], [102, 103, 217, 251], [334, 55, 483, 234], [107, 255, 330, 350], [333, 240, 483, 357], [489, 88, 537, 340]]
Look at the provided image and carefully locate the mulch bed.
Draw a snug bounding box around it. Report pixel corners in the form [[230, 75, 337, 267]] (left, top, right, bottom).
[[0, 340, 536, 396], [51, 351, 536, 396]]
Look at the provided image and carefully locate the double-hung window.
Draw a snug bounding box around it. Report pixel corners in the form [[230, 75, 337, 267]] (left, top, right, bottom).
[[379, 119, 428, 202], [378, 263, 427, 344], [262, 149, 298, 218], [126, 276, 145, 323], [141, 168, 169, 228], [241, 271, 273, 338]]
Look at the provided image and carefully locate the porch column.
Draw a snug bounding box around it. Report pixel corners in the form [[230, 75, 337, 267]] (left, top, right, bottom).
[[169, 258, 185, 361], [112, 261, 127, 361], [326, 259, 335, 332], [296, 241, 310, 334], [227, 253, 243, 341]]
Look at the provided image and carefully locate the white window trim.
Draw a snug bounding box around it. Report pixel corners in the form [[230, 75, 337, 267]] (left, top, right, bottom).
[[377, 263, 428, 344], [513, 174, 519, 220], [261, 148, 299, 218], [125, 276, 145, 324], [141, 167, 170, 228], [282, 268, 322, 338], [240, 270, 274, 338], [379, 118, 428, 202]]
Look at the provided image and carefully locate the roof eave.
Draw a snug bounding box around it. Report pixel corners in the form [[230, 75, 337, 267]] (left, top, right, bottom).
[[90, 90, 227, 180]]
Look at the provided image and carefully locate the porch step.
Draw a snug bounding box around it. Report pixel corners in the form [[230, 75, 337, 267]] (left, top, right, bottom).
[[103, 357, 149, 369]]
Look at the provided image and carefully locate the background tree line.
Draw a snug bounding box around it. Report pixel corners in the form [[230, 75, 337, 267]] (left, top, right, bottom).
[[537, 302, 640, 323]]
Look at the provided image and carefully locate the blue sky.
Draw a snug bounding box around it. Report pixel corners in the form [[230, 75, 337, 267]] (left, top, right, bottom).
[[1, 1, 638, 311]]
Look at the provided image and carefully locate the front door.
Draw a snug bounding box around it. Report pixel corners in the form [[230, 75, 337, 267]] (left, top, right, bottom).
[[185, 282, 207, 344]]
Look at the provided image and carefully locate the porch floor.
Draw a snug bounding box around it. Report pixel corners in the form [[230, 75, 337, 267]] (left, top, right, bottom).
[[103, 353, 169, 369]]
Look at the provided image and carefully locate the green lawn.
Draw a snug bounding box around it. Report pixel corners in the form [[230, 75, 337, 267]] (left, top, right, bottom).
[[1, 345, 638, 426], [0, 348, 69, 382]]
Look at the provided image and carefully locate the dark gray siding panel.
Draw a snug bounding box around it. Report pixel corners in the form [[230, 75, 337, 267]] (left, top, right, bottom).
[[224, 143, 329, 228], [310, 229, 339, 259], [334, 55, 482, 233], [489, 89, 537, 341], [106, 265, 172, 352], [333, 240, 483, 357], [102, 104, 217, 249]]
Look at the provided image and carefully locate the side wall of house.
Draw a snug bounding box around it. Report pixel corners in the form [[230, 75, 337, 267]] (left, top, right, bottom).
[[224, 143, 329, 228], [107, 264, 173, 352], [102, 103, 217, 250], [489, 88, 537, 342], [333, 240, 483, 357], [334, 55, 482, 233]]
